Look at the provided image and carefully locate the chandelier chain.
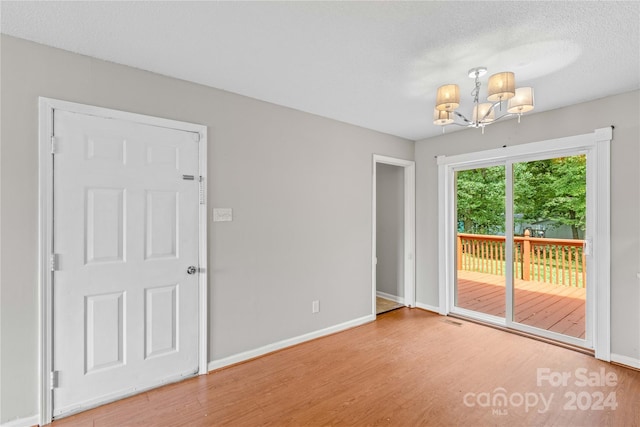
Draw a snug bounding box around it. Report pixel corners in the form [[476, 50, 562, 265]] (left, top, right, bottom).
[[471, 71, 481, 103]]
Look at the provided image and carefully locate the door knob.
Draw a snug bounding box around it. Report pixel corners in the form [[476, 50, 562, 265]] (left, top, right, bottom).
[[187, 266, 198, 275]]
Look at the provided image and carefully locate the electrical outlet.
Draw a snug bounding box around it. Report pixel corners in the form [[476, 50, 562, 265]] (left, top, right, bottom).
[[312, 300, 320, 314]]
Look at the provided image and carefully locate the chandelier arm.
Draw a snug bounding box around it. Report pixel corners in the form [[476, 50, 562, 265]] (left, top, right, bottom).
[[479, 101, 503, 122], [490, 112, 516, 123], [453, 111, 471, 124]]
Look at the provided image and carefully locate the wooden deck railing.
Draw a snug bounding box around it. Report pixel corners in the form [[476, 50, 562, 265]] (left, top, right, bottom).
[[457, 230, 586, 288]]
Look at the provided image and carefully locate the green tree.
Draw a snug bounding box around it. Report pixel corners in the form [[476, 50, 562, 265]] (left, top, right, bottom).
[[457, 155, 586, 239], [456, 166, 505, 234], [514, 156, 586, 239]]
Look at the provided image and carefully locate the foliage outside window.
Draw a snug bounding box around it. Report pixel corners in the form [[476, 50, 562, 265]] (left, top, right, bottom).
[[456, 155, 586, 239]]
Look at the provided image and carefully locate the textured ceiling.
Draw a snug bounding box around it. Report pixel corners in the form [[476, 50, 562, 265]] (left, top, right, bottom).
[[2, 1, 639, 141]]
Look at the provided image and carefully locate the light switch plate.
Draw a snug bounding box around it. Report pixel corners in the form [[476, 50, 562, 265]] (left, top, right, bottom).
[[213, 208, 233, 222]]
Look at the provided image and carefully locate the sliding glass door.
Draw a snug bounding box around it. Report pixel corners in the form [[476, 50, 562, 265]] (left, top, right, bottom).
[[454, 165, 506, 321], [511, 155, 587, 340], [451, 152, 590, 347]]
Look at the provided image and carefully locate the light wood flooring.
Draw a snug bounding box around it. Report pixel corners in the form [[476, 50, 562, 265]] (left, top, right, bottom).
[[376, 296, 404, 314], [51, 308, 639, 426], [457, 270, 586, 338]]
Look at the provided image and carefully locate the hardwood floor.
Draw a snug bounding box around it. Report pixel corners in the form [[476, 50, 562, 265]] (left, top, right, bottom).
[[457, 270, 586, 338], [51, 308, 639, 426], [376, 296, 404, 314]]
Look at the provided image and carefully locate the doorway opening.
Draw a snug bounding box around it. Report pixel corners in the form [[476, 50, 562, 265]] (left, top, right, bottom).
[[372, 155, 415, 316]]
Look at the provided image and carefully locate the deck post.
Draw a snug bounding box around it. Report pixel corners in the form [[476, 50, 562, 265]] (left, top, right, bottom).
[[523, 230, 531, 281]]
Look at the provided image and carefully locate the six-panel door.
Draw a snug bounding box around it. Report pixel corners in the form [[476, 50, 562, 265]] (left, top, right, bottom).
[[53, 110, 200, 417]]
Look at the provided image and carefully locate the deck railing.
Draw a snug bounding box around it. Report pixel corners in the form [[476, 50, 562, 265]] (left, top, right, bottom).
[[457, 230, 586, 288]]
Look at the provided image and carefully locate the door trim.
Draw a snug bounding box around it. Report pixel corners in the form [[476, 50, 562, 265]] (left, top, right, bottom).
[[372, 155, 416, 314], [437, 128, 611, 360], [38, 97, 208, 425]]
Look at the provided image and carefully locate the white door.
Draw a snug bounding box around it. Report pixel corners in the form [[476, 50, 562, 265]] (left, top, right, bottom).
[[52, 110, 201, 417]]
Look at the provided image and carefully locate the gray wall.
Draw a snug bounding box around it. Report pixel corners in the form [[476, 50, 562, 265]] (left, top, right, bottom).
[[415, 90, 640, 361], [376, 163, 404, 298], [0, 35, 414, 422]]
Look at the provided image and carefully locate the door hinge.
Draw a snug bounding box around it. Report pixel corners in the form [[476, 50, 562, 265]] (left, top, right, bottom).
[[50, 371, 59, 389], [199, 176, 205, 205], [50, 136, 59, 154], [50, 254, 59, 271]]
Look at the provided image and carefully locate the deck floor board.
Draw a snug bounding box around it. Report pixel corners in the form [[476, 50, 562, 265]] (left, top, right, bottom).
[[456, 270, 586, 339]]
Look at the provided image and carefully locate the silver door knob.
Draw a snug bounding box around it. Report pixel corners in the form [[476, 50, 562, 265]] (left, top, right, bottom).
[[187, 266, 198, 275]]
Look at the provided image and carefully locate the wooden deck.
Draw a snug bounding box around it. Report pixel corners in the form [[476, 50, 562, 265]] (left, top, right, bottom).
[[456, 270, 586, 339]]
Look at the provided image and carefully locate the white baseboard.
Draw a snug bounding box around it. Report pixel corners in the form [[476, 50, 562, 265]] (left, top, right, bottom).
[[208, 314, 376, 371], [611, 353, 640, 370], [415, 302, 440, 314], [376, 291, 404, 304], [1, 414, 40, 427]]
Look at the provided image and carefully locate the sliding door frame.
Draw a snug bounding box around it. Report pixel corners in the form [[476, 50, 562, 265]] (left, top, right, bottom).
[[504, 152, 591, 348], [437, 128, 611, 360]]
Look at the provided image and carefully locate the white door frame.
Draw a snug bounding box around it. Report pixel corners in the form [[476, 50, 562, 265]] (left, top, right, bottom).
[[372, 155, 416, 314], [437, 127, 611, 360], [38, 98, 208, 424]]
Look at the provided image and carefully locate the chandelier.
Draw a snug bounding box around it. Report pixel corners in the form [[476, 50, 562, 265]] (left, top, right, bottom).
[[433, 67, 534, 133]]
